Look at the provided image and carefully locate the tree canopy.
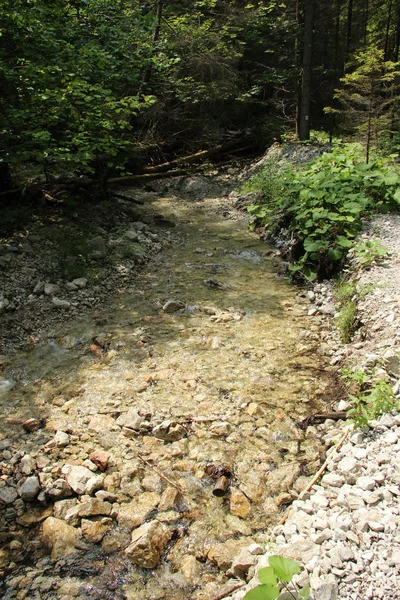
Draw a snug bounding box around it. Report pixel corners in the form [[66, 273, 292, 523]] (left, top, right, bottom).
[[0, 0, 399, 188]]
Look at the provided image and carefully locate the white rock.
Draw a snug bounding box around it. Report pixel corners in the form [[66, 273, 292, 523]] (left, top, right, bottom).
[[72, 278, 88, 289], [356, 476, 375, 491], [54, 431, 70, 447], [52, 297, 71, 308]]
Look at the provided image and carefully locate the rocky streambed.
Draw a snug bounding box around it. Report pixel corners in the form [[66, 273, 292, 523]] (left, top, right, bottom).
[[0, 181, 339, 599]]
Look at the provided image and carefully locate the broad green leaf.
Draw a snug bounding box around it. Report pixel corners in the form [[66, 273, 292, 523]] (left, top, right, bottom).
[[269, 555, 301, 582], [299, 584, 311, 600], [258, 567, 277, 585], [336, 235, 353, 248], [328, 248, 343, 261], [243, 584, 279, 600], [303, 239, 327, 252]]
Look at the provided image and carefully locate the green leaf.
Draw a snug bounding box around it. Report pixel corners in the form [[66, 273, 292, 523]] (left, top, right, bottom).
[[243, 584, 279, 600], [336, 235, 353, 248], [269, 555, 301, 582], [303, 239, 328, 252], [328, 248, 343, 261], [258, 567, 278, 585], [299, 584, 311, 600]]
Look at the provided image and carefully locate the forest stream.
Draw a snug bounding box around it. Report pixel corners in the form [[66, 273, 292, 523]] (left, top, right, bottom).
[[0, 190, 334, 600]]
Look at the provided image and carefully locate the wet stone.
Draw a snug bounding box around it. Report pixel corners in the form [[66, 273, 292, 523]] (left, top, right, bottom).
[[0, 486, 18, 505], [124, 520, 171, 568], [81, 517, 113, 543], [230, 487, 251, 519], [41, 517, 80, 560], [18, 476, 41, 502]]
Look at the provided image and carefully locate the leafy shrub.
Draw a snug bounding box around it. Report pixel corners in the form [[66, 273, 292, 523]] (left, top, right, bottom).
[[246, 143, 400, 281], [244, 555, 310, 600], [342, 369, 400, 429], [353, 239, 388, 266]]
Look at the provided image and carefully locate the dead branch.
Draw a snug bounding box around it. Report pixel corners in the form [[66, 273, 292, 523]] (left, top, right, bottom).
[[138, 453, 184, 492], [211, 582, 246, 600], [279, 428, 350, 525]]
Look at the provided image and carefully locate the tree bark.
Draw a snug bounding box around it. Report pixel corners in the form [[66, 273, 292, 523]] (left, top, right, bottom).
[[345, 0, 354, 64], [298, 0, 314, 140]]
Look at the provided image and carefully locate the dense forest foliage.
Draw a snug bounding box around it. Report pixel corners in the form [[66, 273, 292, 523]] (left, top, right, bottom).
[[0, 0, 399, 189]]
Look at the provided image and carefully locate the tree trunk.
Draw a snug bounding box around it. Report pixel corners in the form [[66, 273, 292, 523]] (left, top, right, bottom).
[[395, 0, 400, 61], [345, 0, 354, 64], [299, 0, 314, 141], [384, 0, 393, 60], [141, 0, 163, 87]]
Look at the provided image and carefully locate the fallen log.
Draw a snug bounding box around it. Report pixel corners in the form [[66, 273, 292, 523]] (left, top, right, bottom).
[[298, 411, 347, 429], [142, 145, 224, 173]]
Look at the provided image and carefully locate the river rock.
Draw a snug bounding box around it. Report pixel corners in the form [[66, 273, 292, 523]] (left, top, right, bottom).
[[22, 418, 41, 432], [89, 450, 110, 471], [230, 488, 251, 518], [116, 408, 143, 430], [158, 487, 181, 511], [210, 421, 232, 437], [18, 476, 41, 502], [20, 454, 36, 474], [162, 299, 185, 313], [266, 463, 301, 495], [230, 547, 258, 577], [77, 497, 112, 517], [53, 430, 70, 447], [81, 517, 113, 543], [88, 414, 119, 433], [124, 520, 171, 568], [117, 492, 160, 529], [152, 420, 187, 441], [208, 539, 251, 571], [0, 486, 18, 505], [72, 277, 88, 289], [42, 517, 80, 560], [44, 283, 60, 296], [0, 548, 9, 569], [46, 478, 73, 500], [180, 555, 201, 585], [53, 499, 79, 522], [52, 297, 71, 308], [62, 465, 103, 495]]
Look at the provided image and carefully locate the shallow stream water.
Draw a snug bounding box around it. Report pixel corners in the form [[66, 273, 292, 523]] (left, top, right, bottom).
[[0, 193, 332, 600]]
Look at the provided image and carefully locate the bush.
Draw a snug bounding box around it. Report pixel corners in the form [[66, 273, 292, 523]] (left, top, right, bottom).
[[246, 143, 400, 281]]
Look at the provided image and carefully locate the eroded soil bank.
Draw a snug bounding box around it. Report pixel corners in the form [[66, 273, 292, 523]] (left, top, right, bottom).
[[0, 188, 336, 599]]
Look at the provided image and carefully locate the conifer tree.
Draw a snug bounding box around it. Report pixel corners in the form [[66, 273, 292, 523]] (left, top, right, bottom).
[[326, 45, 400, 161]]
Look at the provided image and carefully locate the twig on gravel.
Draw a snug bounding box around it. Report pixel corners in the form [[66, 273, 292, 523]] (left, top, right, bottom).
[[138, 453, 184, 492], [210, 581, 246, 600], [279, 428, 350, 525]]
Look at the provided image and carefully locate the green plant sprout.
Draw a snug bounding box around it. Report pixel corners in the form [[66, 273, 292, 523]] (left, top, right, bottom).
[[243, 555, 310, 600], [353, 239, 388, 266], [342, 369, 400, 429]]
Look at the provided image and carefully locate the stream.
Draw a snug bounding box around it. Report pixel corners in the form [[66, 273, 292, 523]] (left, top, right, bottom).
[[0, 191, 333, 600]]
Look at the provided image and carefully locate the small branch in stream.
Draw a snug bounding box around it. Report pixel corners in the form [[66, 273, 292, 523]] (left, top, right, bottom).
[[138, 453, 184, 492], [211, 581, 246, 600], [279, 428, 350, 525]]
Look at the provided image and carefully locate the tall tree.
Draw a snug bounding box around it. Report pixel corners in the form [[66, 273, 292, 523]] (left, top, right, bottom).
[[298, 0, 314, 140]]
